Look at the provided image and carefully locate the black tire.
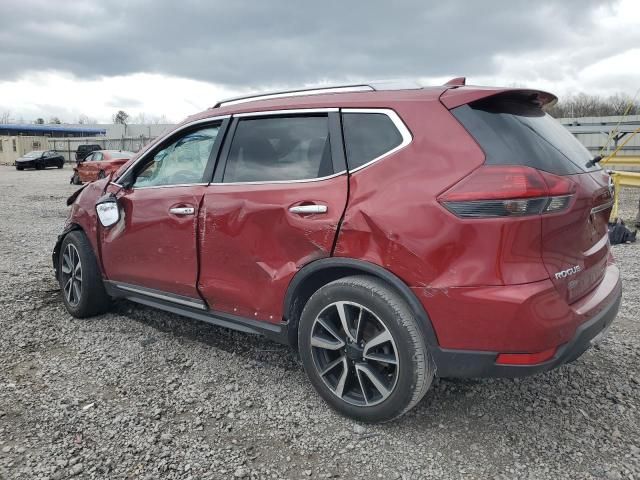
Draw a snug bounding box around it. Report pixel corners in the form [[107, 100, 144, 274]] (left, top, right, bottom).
[[16, 166, 23, 171], [298, 275, 434, 423], [35, 162, 44, 170], [57, 160, 64, 169], [97, 170, 106, 179], [58, 230, 111, 318], [71, 172, 82, 185]]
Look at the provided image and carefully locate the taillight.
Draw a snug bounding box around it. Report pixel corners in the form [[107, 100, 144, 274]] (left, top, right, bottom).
[[438, 166, 576, 218]]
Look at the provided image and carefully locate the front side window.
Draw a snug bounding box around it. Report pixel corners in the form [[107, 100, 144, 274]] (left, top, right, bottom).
[[223, 115, 333, 183], [133, 126, 220, 188], [342, 112, 403, 170]]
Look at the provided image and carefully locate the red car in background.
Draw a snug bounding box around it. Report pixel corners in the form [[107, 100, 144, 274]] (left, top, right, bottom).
[[71, 150, 135, 184]]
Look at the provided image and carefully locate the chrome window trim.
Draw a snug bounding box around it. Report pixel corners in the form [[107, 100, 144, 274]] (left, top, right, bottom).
[[341, 108, 413, 174], [128, 183, 209, 190], [116, 115, 230, 183], [234, 108, 338, 118], [209, 170, 346, 186]]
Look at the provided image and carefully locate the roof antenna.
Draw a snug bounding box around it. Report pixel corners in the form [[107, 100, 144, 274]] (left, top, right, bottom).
[[444, 77, 466, 87]]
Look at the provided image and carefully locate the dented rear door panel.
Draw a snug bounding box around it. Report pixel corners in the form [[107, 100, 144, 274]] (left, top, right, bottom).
[[198, 177, 348, 323]]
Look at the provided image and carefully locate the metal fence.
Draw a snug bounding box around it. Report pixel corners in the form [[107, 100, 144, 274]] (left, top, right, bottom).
[[48, 136, 156, 162]]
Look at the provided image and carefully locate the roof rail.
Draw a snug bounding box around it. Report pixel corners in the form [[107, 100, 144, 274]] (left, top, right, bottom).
[[212, 79, 424, 108], [213, 85, 373, 108]]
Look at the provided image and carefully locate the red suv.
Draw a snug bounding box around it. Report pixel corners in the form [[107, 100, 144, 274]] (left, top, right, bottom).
[[53, 81, 622, 422]]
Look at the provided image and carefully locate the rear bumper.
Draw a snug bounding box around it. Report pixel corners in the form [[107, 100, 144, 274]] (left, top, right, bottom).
[[414, 264, 622, 378]]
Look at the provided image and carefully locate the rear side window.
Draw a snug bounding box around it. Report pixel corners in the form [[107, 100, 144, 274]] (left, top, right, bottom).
[[223, 115, 332, 183], [452, 96, 598, 175], [342, 113, 403, 170]]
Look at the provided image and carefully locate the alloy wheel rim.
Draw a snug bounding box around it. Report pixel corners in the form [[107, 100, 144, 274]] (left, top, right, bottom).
[[310, 301, 399, 407], [60, 244, 82, 307]]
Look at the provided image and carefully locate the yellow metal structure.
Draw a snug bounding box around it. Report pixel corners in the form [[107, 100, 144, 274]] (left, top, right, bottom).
[[597, 127, 640, 221], [600, 156, 640, 168], [610, 171, 640, 220]]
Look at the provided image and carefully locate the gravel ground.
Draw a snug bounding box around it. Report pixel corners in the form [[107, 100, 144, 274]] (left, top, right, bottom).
[[0, 165, 639, 480]]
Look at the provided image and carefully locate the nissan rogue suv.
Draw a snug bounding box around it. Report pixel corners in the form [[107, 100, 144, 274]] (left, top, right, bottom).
[[53, 80, 622, 422]]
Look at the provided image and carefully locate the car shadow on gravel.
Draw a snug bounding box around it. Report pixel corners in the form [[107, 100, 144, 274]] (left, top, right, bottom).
[[110, 300, 301, 370]]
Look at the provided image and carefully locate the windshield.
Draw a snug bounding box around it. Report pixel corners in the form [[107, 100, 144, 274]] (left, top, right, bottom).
[[453, 95, 600, 175], [25, 151, 44, 158]]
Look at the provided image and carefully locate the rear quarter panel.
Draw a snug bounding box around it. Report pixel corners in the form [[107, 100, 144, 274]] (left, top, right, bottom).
[[334, 98, 549, 289]]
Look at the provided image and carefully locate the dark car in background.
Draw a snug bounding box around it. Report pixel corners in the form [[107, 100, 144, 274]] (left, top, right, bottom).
[[75, 144, 102, 162], [71, 150, 135, 184], [15, 150, 65, 170]]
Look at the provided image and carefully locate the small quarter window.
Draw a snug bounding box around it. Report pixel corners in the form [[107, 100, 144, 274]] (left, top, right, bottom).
[[223, 115, 333, 183], [342, 113, 403, 170]]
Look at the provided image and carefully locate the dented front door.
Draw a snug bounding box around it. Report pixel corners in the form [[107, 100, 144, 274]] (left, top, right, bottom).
[[198, 177, 348, 323]]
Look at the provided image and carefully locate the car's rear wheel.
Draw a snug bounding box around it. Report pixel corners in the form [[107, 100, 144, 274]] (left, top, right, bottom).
[[97, 170, 106, 179], [57, 160, 64, 169], [298, 275, 434, 422], [58, 231, 111, 318]]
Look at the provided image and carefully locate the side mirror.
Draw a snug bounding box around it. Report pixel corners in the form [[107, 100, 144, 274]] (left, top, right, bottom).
[[96, 194, 120, 227]]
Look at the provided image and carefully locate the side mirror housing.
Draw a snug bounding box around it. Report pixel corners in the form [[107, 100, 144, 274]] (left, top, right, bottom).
[[96, 194, 120, 227]]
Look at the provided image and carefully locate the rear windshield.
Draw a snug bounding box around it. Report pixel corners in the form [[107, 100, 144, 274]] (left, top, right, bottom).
[[452, 95, 600, 175]]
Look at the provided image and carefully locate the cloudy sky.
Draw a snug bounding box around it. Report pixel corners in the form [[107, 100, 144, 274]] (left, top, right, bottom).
[[0, 0, 638, 124]]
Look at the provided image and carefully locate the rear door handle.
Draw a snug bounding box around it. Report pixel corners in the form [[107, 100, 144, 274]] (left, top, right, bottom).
[[169, 207, 195, 215], [289, 205, 328, 214]]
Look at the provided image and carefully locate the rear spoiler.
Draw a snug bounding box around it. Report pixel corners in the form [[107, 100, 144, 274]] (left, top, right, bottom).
[[440, 87, 558, 110]]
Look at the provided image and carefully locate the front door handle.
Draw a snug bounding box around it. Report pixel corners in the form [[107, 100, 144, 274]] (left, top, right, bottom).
[[169, 206, 195, 215], [289, 204, 328, 214]]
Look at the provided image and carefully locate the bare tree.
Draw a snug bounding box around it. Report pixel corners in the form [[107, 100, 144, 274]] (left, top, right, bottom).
[[77, 114, 97, 125], [132, 112, 147, 124], [151, 114, 169, 125], [113, 110, 129, 125], [49, 116, 62, 124], [547, 92, 640, 118], [34, 118, 45, 124], [0, 110, 12, 124]]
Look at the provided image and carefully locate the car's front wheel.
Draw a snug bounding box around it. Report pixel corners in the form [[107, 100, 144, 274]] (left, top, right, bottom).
[[298, 275, 434, 423], [16, 166, 23, 171], [71, 172, 82, 185], [58, 231, 111, 318]]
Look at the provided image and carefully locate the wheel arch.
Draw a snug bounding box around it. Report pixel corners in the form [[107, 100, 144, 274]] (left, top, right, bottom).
[[283, 258, 439, 350], [52, 223, 85, 280]]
